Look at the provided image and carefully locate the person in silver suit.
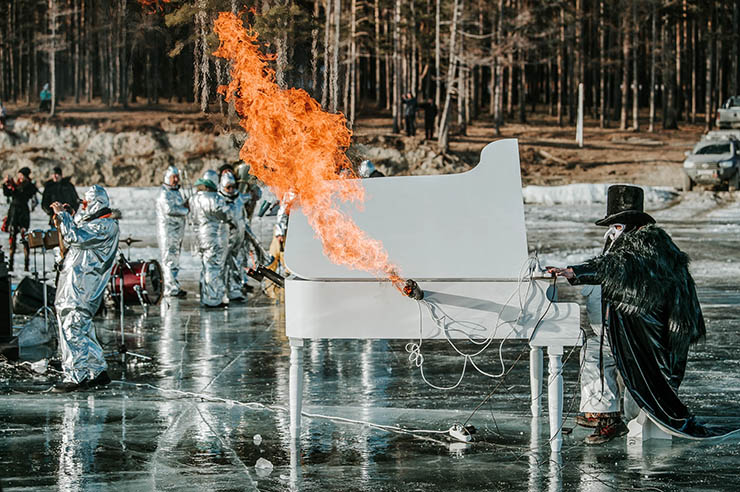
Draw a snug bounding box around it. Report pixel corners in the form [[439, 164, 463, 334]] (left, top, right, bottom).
[[190, 170, 233, 308], [219, 172, 249, 302], [156, 166, 189, 298], [51, 185, 120, 392]]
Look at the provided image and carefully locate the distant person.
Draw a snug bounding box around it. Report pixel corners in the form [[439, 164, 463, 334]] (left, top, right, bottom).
[[0, 101, 7, 131], [40, 83, 52, 112], [42, 167, 80, 226], [401, 92, 418, 137], [235, 162, 263, 221], [190, 170, 233, 308], [3, 167, 39, 271], [358, 160, 385, 178], [420, 100, 438, 141], [156, 166, 189, 298], [219, 171, 248, 303]]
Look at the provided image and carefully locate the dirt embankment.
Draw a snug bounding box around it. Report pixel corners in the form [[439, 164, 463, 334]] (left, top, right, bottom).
[[0, 106, 705, 188], [0, 114, 243, 186]]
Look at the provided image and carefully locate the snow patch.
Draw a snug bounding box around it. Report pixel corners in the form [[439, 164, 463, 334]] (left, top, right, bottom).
[[523, 183, 678, 206]]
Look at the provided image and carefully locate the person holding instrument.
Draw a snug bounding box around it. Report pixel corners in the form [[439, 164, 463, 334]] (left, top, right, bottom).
[[50, 185, 120, 392], [3, 167, 39, 272]]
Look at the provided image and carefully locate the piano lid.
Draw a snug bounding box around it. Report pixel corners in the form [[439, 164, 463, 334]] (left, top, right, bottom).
[[283, 139, 528, 280]]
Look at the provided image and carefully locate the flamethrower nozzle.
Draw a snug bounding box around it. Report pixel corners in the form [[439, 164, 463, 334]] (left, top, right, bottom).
[[247, 266, 285, 288], [403, 279, 424, 301]]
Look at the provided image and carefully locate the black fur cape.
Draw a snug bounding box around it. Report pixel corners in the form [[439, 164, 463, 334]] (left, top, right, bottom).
[[574, 224, 705, 354]]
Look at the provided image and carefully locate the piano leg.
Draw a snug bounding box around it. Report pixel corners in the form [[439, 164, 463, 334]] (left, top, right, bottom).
[[530, 346, 543, 417], [547, 346, 564, 453], [289, 337, 305, 439]]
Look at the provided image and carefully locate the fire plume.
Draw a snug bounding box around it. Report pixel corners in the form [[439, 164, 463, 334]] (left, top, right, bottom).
[[213, 12, 404, 289]]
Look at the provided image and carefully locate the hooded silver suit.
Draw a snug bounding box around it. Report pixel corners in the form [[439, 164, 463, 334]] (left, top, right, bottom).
[[55, 185, 120, 384], [220, 173, 248, 301], [156, 166, 189, 297], [191, 171, 231, 306]]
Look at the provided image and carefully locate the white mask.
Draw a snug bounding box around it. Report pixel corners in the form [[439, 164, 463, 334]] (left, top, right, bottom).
[[604, 223, 626, 244]]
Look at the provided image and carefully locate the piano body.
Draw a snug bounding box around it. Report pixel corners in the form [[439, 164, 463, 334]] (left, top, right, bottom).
[[284, 139, 582, 452]]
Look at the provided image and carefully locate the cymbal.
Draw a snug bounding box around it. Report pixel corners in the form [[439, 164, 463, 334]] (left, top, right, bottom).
[[120, 237, 143, 246]]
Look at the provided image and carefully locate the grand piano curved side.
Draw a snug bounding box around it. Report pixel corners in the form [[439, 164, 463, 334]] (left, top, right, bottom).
[[283, 139, 582, 452]]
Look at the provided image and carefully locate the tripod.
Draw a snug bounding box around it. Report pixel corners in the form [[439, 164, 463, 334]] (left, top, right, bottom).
[[30, 236, 55, 338], [109, 252, 150, 362]]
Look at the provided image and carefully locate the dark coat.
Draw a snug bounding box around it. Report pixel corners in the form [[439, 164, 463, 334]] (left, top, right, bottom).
[[401, 95, 417, 118], [42, 177, 80, 217], [3, 180, 39, 229], [569, 224, 712, 436]]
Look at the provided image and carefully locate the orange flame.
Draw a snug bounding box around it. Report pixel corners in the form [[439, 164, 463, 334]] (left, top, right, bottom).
[[213, 12, 404, 289], [137, 0, 171, 9]]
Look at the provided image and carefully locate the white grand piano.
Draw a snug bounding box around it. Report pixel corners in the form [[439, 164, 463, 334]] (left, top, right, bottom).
[[283, 139, 582, 452]]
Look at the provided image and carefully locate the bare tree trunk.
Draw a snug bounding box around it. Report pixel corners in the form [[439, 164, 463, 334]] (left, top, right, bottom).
[[705, 6, 713, 131], [49, 0, 56, 116], [374, 0, 381, 105], [435, 0, 441, 125], [198, 2, 209, 111], [691, 20, 699, 123], [322, 0, 331, 108], [74, 0, 80, 104], [648, 2, 656, 132], [631, 0, 639, 131], [331, 0, 341, 113], [620, 10, 630, 130], [557, 4, 564, 126], [732, 1, 740, 97], [518, 50, 526, 123], [311, 0, 320, 96], [392, 0, 400, 133], [349, 0, 357, 127], [410, 0, 417, 95], [574, 0, 583, 121], [599, 0, 606, 128], [494, 0, 504, 132], [437, 0, 461, 151]]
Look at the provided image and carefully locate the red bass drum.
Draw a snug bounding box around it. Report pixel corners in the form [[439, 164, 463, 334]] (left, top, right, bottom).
[[110, 260, 163, 305]]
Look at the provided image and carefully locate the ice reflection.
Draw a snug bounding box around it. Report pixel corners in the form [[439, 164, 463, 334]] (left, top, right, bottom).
[[56, 397, 108, 492], [528, 417, 542, 492]]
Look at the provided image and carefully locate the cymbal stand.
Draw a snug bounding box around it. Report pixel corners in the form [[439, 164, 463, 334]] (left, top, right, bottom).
[[32, 242, 55, 337], [114, 253, 150, 362]]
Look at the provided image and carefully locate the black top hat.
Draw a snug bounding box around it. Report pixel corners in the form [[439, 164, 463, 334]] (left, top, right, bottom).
[[18, 167, 31, 178], [595, 185, 656, 227]]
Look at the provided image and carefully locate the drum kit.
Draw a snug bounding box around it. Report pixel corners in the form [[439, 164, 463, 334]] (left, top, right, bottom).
[[109, 237, 163, 308], [13, 230, 162, 358]]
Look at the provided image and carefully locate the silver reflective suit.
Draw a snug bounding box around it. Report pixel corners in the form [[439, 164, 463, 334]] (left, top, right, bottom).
[[219, 173, 248, 301], [55, 185, 120, 383], [156, 166, 189, 296], [191, 171, 231, 306]]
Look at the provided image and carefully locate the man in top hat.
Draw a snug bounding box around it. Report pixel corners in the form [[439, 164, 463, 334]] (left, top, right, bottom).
[[549, 184, 707, 443]]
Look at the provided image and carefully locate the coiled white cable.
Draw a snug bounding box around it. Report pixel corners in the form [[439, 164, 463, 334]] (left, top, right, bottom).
[[405, 255, 545, 390]]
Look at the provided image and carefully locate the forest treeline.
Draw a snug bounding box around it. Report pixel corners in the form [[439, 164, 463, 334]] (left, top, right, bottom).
[[0, 0, 737, 149]]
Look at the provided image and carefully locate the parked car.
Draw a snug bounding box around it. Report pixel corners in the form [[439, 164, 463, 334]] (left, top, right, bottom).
[[682, 138, 740, 191], [717, 96, 740, 129]]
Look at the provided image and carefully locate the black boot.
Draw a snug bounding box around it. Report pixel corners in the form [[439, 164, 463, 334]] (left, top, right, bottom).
[[52, 379, 90, 393]]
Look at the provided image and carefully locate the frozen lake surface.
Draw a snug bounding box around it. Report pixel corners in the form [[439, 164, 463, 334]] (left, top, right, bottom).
[[2, 185, 740, 491]]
